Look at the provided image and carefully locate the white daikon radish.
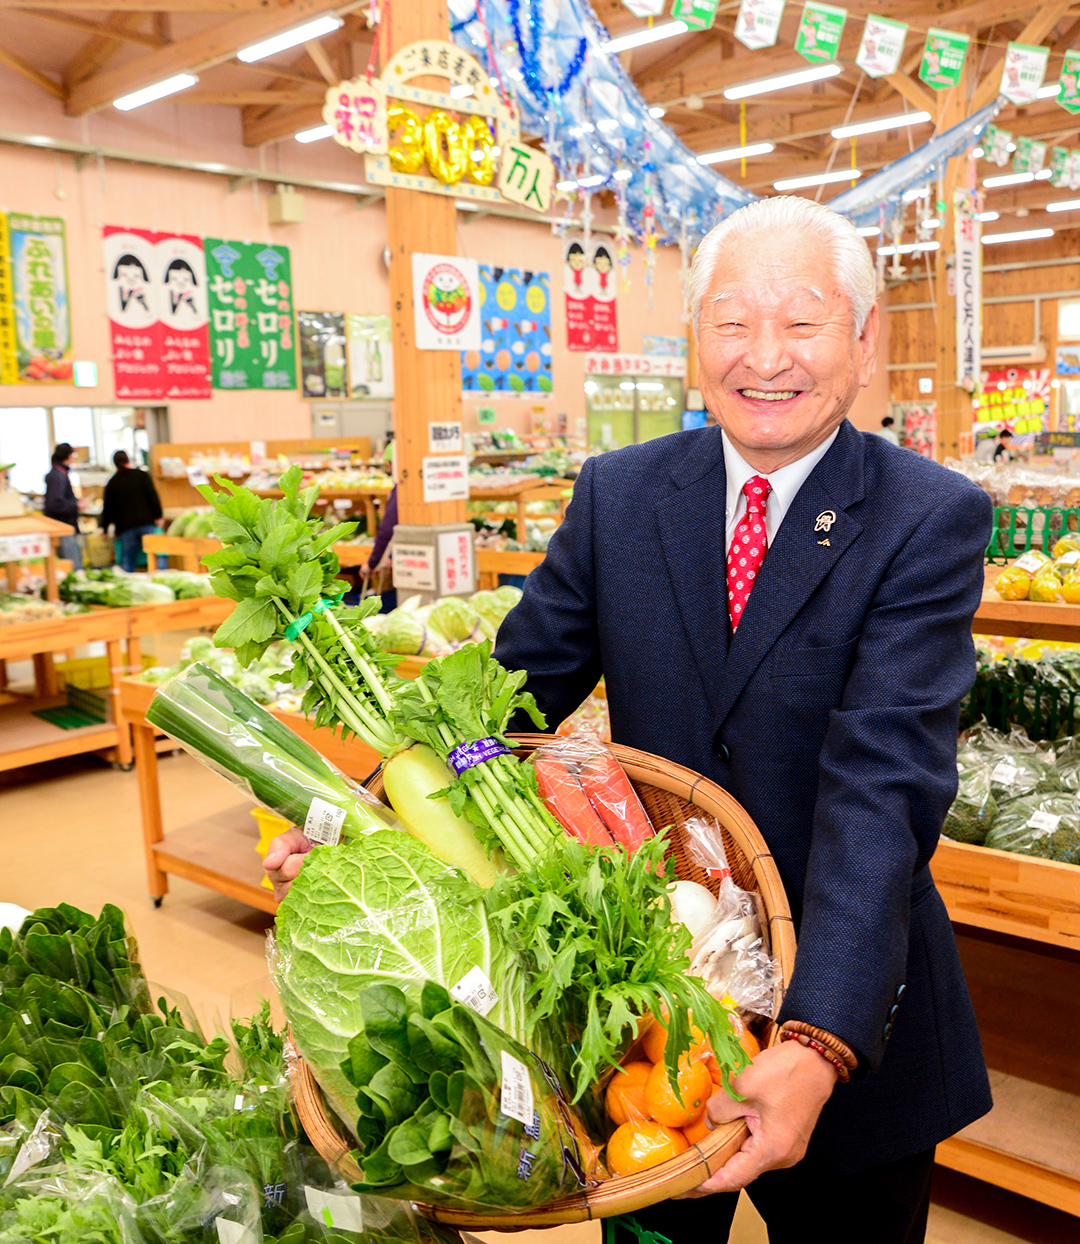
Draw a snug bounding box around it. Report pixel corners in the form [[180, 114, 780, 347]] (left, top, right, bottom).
[[666, 880, 718, 939]]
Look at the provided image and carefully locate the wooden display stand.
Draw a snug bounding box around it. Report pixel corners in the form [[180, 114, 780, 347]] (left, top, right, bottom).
[[920, 589, 1080, 1216], [0, 513, 75, 602], [475, 548, 545, 589], [467, 478, 572, 541]]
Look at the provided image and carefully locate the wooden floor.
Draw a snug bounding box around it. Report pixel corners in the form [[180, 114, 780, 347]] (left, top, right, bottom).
[[1, 742, 1077, 1243]]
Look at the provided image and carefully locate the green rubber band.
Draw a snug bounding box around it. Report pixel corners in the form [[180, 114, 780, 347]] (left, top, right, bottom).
[[284, 597, 329, 640]]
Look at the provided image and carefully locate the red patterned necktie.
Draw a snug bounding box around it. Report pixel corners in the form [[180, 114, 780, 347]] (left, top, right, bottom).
[[728, 476, 771, 631]]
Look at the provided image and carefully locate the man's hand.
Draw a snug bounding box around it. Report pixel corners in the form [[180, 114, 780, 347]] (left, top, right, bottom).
[[264, 828, 311, 902], [678, 1041, 838, 1198]]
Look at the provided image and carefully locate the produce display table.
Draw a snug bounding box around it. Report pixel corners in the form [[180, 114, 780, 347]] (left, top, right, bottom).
[[475, 548, 545, 588], [930, 587, 1080, 1217], [0, 513, 75, 601], [143, 534, 223, 573], [468, 477, 573, 540]]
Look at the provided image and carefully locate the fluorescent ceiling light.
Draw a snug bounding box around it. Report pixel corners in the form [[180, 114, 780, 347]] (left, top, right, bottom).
[[922, 218, 941, 229], [114, 73, 198, 110], [972, 147, 984, 158], [556, 179, 579, 192], [1035, 168, 1052, 180], [578, 174, 605, 188], [649, 105, 666, 118], [1037, 83, 1061, 99], [774, 167, 861, 190], [619, 381, 636, 390], [613, 168, 632, 181], [983, 171, 1034, 188], [856, 226, 881, 237], [604, 20, 687, 54], [237, 15, 343, 62], [977, 211, 999, 222], [1047, 198, 1080, 213], [697, 141, 774, 165], [449, 83, 473, 99], [724, 62, 841, 101], [832, 111, 931, 140], [296, 124, 333, 143], [637, 382, 664, 391], [982, 227, 1054, 244], [877, 241, 939, 255]]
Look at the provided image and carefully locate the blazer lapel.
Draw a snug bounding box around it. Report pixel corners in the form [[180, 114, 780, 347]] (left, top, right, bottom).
[[654, 426, 731, 698], [710, 420, 866, 729]]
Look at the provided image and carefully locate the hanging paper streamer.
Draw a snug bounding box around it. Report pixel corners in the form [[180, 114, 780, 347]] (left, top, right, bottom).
[[983, 125, 1013, 168]]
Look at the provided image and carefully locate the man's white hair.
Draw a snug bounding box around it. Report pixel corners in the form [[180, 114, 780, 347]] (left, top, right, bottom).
[[689, 196, 876, 336]]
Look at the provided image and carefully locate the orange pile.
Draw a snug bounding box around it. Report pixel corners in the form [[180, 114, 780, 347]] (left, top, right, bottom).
[[604, 1010, 761, 1178]]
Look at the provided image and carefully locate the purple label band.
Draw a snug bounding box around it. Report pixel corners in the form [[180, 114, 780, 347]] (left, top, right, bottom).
[[448, 737, 511, 776]]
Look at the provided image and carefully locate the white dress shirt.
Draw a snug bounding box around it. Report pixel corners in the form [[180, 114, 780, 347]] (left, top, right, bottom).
[[723, 428, 840, 553]]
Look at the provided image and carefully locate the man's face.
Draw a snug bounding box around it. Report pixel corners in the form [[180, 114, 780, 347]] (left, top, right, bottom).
[[696, 227, 879, 468]]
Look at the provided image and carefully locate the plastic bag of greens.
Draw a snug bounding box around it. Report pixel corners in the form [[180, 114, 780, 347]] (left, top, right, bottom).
[[985, 794, 1080, 865], [1029, 566, 1063, 603], [104, 578, 176, 607], [942, 762, 997, 845], [961, 724, 1053, 802]]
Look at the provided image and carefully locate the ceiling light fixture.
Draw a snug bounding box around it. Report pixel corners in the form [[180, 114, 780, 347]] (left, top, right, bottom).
[[114, 73, 198, 110], [1047, 198, 1080, 213], [724, 62, 842, 101], [296, 124, 333, 143], [982, 227, 1054, 244], [877, 241, 940, 255], [983, 171, 1035, 188], [977, 211, 999, 222], [1035, 168, 1052, 180], [774, 167, 861, 190], [237, 15, 344, 63], [449, 83, 473, 99], [1036, 83, 1062, 98], [648, 105, 666, 118], [831, 110, 931, 139], [971, 147, 984, 158], [577, 174, 605, 188], [856, 226, 881, 237], [604, 20, 688, 54], [696, 141, 774, 165], [921, 218, 941, 229], [556, 179, 579, 192]]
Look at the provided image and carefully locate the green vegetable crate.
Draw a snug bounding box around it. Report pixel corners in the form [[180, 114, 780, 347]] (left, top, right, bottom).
[[987, 506, 1080, 564], [290, 737, 797, 1229]]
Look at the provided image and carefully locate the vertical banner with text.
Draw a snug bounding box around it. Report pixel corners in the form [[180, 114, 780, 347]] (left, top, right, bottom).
[[0, 214, 19, 385], [9, 214, 73, 383], [564, 238, 617, 352], [205, 239, 296, 390], [158, 232, 211, 399], [954, 189, 981, 394]]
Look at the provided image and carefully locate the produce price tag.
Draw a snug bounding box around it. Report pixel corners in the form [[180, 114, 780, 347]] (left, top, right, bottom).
[[1058, 551, 1080, 567], [450, 966, 499, 1016], [500, 1051, 535, 1126], [304, 798, 346, 846], [1026, 810, 1061, 833], [1015, 552, 1047, 573], [991, 762, 1019, 786], [233, 1093, 244, 1110], [304, 1187, 364, 1231], [215, 1219, 258, 1244]]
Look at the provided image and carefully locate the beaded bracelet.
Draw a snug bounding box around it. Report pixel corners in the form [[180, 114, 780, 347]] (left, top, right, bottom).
[[778, 1020, 858, 1072], [779, 1030, 851, 1082]]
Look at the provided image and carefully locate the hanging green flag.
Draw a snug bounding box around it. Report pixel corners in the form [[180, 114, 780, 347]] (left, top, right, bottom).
[[1058, 49, 1080, 115], [1012, 137, 1046, 175], [919, 28, 969, 90], [856, 15, 907, 78], [795, 2, 846, 63], [1049, 145, 1070, 187], [982, 125, 1013, 168], [671, 0, 720, 30]]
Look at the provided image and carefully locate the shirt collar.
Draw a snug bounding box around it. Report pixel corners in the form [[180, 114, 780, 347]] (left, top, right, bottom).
[[723, 427, 840, 519]]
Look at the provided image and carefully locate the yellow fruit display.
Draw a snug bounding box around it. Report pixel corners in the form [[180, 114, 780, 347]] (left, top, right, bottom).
[[1062, 570, 1080, 604], [994, 566, 1031, 600], [1052, 534, 1080, 560], [1029, 567, 1063, 603]]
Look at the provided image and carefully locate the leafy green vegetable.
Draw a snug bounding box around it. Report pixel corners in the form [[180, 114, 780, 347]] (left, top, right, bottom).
[[428, 598, 482, 645], [273, 830, 530, 1128]]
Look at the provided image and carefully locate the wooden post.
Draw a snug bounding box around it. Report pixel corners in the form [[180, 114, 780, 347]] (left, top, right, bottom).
[[382, 0, 467, 528]]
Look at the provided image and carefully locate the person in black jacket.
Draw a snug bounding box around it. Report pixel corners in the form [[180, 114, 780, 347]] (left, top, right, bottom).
[[99, 450, 163, 572], [43, 442, 83, 570]]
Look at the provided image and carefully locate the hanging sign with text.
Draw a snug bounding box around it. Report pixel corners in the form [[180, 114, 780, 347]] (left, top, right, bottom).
[[204, 239, 296, 390], [734, 0, 786, 50], [999, 42, 1049, 106], [1058, 50, 1080, 114], [7, 214, 73, 383], [954, 189, 981, 394], [412, 253, 481, 351], [856, 15, 907, 78], [920, 28, 969, 90], [795, 2, 847, 64]]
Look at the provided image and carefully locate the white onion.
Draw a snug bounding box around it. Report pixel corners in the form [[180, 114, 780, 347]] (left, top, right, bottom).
[[666, 880, 718, 939]]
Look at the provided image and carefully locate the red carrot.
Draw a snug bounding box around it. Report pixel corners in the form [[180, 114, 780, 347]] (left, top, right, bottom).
[[534, 755, 615, 847], [579, 752, 655, 854]]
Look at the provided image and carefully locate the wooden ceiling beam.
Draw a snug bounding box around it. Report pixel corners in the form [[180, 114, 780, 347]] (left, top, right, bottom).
[[884, 72, 939, 120], [1, 0, 277, 9], [242, 99, 325, 144], [302, 37, 337, 84], [64, 12, 144, 90], [231, 58, 325, 87], [22, 9, 163, 47], [181, 88, 324, 103], [65, 0, 350, 114], [0, 38, 63, 96]]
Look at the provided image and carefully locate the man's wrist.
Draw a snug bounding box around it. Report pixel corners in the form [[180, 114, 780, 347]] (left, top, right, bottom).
[[777, 1021, 857, 1083]]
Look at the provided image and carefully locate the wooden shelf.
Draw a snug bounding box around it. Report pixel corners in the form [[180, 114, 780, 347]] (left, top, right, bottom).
[[475, 548, 545, 587], [153, 804, 278, 916], [127, 595, 234, 637], [0, 696, 118, 772], [973, 566, 1080, 641], [0, 607, 128, 663]]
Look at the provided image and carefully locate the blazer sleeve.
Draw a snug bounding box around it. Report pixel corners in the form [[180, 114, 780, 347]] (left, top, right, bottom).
[[493, 457, 602, 730], [777, 484, 993, 1074]]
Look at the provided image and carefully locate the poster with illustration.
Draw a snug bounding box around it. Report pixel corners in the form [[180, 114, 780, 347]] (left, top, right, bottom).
[[974, 366, 1050, 447], [411, 253, 480, 351], [564, 239, 617, 352], [347, 314, 393, 398], [205, 239, 296, 390], [8, 214, 73, 383], [298, 311, 348, 398], [462, 266, 551, 395], [103, 228, 210, 400]]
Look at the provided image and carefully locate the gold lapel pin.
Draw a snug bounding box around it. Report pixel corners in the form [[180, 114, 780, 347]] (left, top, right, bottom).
[[814, 510, 836, 533], [818, 538, 831, 546]]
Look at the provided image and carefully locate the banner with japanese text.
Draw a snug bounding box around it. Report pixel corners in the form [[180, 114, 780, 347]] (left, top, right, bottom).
[[204, 239, 296, 390], [0, 214, 18, 385], [7, 214, 73, 383], [104, 228, 210, 400], [953, 189, 981, 394], [564, 238, 617, 352], [463, 265, 552, 395]]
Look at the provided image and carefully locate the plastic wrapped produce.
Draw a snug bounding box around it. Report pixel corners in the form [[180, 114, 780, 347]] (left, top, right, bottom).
[[994, 565, 1031, 600], [942, 763, 997, 845], [1029, 566, 1063, 603], [985, 794, 1080, 865]]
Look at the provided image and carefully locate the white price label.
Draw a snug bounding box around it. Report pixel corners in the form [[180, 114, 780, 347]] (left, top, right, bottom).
[[1026, 810, 1061, 833], [1015, 552, 1047, 573], [304, 798, 346, 846], [991, 762, 1019, 786], [450, 966, 498, 1017], [215, 1220, 257, 1244], [500, 1051, 534, 1126], [1057, 551, 1080, 567], [233, 1093, 245, 1111], [304, 1187, 364, 1231], [428, 420, 463, 454]]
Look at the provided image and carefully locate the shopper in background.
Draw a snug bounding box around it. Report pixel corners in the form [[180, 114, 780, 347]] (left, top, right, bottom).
[[993, 427, 1014, 462], [876, 414, 900, 445], [43, 442, 83, 571], [99, 450, 163, 572], [492, 198, 992, 1242], [361, 484, 398, 613]]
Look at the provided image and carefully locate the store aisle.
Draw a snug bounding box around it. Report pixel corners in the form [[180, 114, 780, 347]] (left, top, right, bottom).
[[2, 751, 1075, 1244]]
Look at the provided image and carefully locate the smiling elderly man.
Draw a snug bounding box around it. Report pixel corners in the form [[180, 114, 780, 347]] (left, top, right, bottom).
[[492, 197, 994, 1242]]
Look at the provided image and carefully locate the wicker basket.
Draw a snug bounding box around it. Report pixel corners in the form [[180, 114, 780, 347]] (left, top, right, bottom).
[[289, 735, 796, 1228]]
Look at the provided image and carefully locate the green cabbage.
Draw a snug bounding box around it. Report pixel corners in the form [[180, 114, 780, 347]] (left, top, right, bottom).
[[103, 579, 176, 607], [272, 830, 529, 1129], [179, 636, 215, 667], [185, 514, 215, 539], [428, 596, 482, 644], [492, 585, 522, 611], [167, 509, 199, 536], [378, 609, 431, 656]]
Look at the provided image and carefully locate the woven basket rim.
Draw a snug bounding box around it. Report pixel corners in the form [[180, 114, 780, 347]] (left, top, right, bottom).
[[288, 735, 795, 1227]]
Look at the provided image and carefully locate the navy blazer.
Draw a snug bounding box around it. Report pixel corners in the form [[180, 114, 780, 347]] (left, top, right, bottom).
[[494, 418, 994, 1173]]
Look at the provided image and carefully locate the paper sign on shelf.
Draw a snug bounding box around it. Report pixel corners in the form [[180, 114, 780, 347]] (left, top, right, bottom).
[[412, 254, 481, 351], [1058, 50, 1080, 114], [856, 15, 907, 78], [999, 42, 1049, 106], [393, 543, 437, 592], [428, 421, 463, 454], [422, 454, 468, 504], [437, 529, 475, 596], [734, 0, 785, 50]]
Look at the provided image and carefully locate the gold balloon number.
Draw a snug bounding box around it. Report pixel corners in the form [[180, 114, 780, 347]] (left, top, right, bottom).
[[387, 103, 497, 187]]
